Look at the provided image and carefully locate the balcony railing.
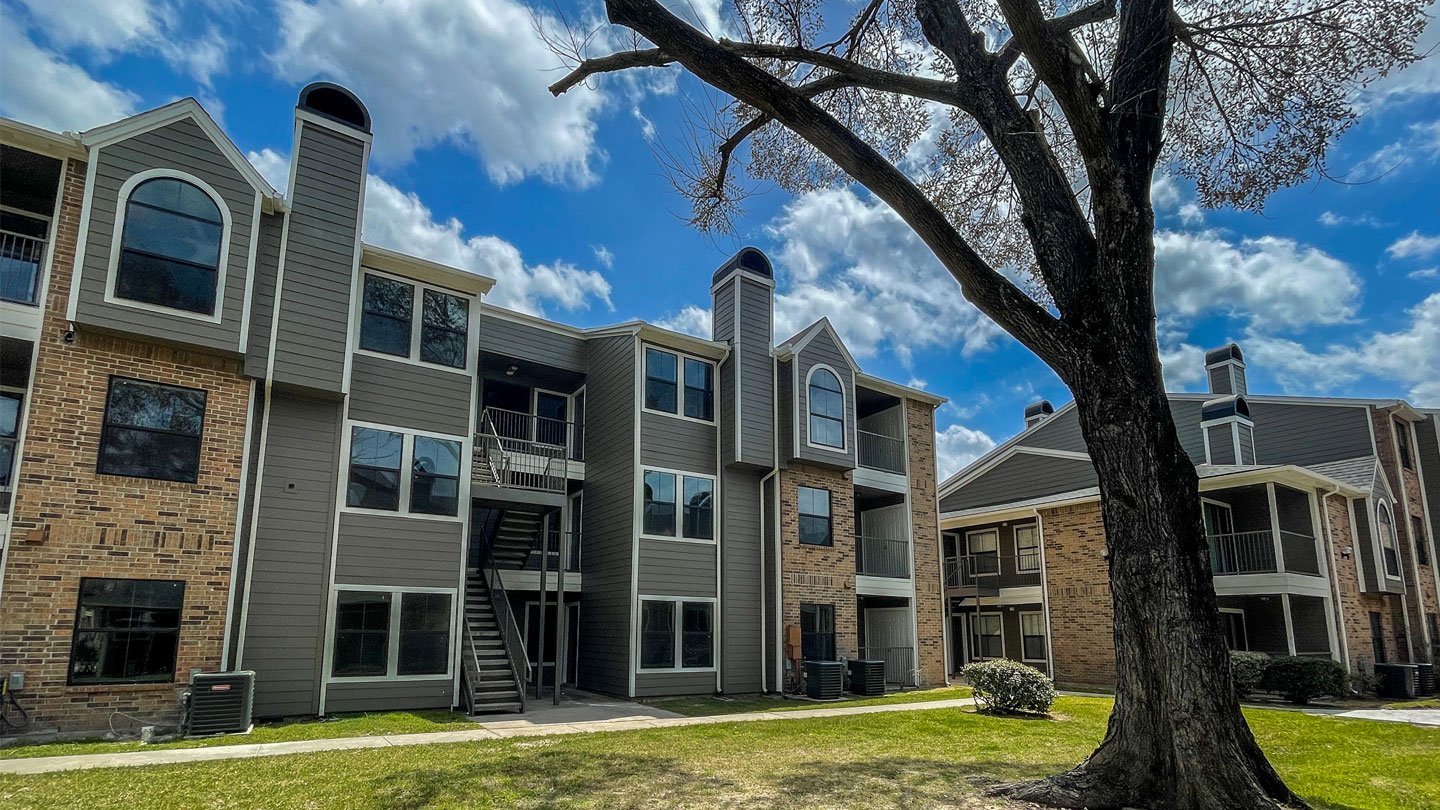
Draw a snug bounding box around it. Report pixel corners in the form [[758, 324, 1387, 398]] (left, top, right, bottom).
[[944, 552, 1043, 589], [858, 646, 916, 686], [857, 429, 905, 474], [856, 536, 910, 578], [474, 408, 570, 493], [516, 529, 582, 574], [1, 230, 45, 305], [1208, 530, 1277, 575]]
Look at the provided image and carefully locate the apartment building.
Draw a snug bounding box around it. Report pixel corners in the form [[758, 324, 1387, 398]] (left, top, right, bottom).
[[0, 84, 945, 733], [937, 345, 1440, 686]]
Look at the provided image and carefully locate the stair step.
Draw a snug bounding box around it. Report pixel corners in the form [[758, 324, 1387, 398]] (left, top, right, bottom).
[[469, 702, 522, 714]]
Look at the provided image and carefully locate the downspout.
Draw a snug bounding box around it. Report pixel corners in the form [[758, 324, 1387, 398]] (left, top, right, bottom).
[[1321, 484, 1352, 671]]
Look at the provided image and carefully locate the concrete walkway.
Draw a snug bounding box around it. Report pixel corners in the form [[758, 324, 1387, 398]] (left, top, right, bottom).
[[1330, 709, 1440, 726], [0, 696, 976, 776]]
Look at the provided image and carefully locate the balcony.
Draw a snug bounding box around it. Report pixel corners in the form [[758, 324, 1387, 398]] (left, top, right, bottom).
[[945, 552, 1042, 591], [856, 536, 910, 578], [473, 407, 576, 494], [1208, 529, 1320, 576], [857, 429, 905, 474], [1, 227, 45, 306]]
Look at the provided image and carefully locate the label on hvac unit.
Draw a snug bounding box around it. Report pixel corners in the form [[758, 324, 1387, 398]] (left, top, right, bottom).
[[210, 684, 231, 691]]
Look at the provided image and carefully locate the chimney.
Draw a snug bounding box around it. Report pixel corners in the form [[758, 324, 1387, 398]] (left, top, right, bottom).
[[1201, 394, 1256, 465], [1204, 343, 1247, 396], [710, 247, 775, 467], [1023, 400, 1054, 429]]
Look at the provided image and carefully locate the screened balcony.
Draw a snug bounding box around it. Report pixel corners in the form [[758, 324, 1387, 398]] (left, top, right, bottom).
[[1203, 483, 1321, 577]]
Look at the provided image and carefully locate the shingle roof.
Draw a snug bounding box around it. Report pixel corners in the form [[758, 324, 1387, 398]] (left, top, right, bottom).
[[1305, 456, 1378, 490]]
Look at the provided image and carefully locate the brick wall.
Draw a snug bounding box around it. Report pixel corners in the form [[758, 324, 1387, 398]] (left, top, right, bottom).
[[906, 399, 945, 686], [1039, 501, 1116, 687], [1372, 412, 1438, 662], [778, 463, 858, 663], [1323, 489, 1412, 669], [0, 158, 251, 733]]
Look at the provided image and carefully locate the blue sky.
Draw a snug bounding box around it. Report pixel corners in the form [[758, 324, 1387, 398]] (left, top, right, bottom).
[[3, 0, 1437, 477]]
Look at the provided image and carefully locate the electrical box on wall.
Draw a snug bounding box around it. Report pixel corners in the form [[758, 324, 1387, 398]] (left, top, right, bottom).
[[7, 671, 23, 691]]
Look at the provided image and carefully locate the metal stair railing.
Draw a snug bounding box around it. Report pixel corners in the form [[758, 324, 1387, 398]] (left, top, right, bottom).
[[474, 407, 569, 492], [481, 542, 531, 711]]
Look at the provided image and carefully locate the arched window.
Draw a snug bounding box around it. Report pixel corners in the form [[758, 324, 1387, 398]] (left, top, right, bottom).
[[1377, 503, 1401, 579], [808, 366, 845, 449], [114, 177, 224, 316]]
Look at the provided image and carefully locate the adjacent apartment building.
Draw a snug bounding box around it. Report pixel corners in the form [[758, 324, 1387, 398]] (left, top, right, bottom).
[[937, 344, 1440, 686], [0, 84, 945, 733]]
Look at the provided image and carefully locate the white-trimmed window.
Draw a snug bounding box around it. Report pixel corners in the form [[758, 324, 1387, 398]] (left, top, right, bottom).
[[330, 587, 454, 679], [358, 271, 472, 371], [1020, 612, 1046, 662], [111, 174, 227, 317], [971, 613, 1002, 659], [638, 597, 715, 671], [966, 529, 1000, 576], [346, 424, 464, 518], [1377, 502, 1402, 579], [807, 366, 845, 449], [641, 469, 714, 541], [1015, 524, 1040, 572], [643, 347, 714, 422]]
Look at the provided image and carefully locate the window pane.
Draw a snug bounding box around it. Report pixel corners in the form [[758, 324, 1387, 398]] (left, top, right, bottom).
[[1020, 613, 1044, 636], [420, 290, 468, 368], [682, 476, 713, 540], [423, 289, 468, 330], [361, 275, 413, 356], [130, 178, 222, 222], [646, 348, 677, 382], [413, 436, 461, 477], [115, 250, 218, 315], [420, 326, 466, 367], [99, 380, 206, 483], [106, 379, 206, 434], [645, 349, 677, 412], [351, 428, 403, 469], [69, 578, 183, 685], [333, 591, 391, 677], [800, 604, 835, 661], [798, 487, 830, 518], [398, 593, 451, 675], [683, 358, 713, 420], [810, 415, 844, 448], [799, 515, 832, 546], [99, 428, 202, 482], [411, 436, 462, 516], [682, 602, 714, 667], [122, 202, 223, 266], [1, 392, 22, 439], [348, 428, 402, 510], [643, 471, 676, 536], [640, 601, 675, 668]]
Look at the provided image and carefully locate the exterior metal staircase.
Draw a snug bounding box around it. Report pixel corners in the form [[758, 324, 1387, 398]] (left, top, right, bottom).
[[462, 568, 528, 714]]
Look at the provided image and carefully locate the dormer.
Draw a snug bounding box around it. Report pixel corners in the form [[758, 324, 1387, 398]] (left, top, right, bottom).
[[775, 318, 859, 471], [1205, 343, 1247, 396], [1200, 394, 1255, 465]]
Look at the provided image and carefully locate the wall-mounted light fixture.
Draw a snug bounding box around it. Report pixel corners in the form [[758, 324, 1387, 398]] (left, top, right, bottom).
[[505, 364, 519, 376]]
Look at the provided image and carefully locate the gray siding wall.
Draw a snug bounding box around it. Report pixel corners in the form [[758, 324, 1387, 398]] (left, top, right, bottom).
[[761, 475, 778, 691], [713, 281, 737, 464], [1170, 399, 1207, 462], [334, 513, 464, 588], [639, 412, 716, 472], [272, 123, 364, 393], [721, 468, 765, 693], [1207, 424, 1238, 465], [77, 119, 255, 351], [1418, 417, 1440, 546], [1353, 498, 1378, 592], [940, 453, 1098, 513], [479, 314, 586, 371], [1238, 423, 1256, 465], [243, 213, 284, 377], [1024, 409, 1087, 454], [1249, 402, 1375, 466], [736, 281, 774, 467], [794, 329, 857, 469], [777, 359, 793, 459], [637, 540, 717, 597], [577, 335, 636, 696], [634, 670, 715, 697], [324, 680, 453, 713], [225, 383, 266, 669], [241, 393, 342, 718], [348, 354, 472, 436]]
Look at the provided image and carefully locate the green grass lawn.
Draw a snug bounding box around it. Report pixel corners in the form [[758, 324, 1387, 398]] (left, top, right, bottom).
[[648, 685, 972, 716], [1385, 698, 1440, 710], [0, 711, 477, 760], [2, 697, 1436, 810]]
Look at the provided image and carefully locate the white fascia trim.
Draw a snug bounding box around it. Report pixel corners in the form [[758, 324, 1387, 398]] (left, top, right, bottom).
[[855, 371, 946, 407], [709, 267, 776, 294], [779, 318, 859, 373], [362, 242, 494, 296], [64, 149, 101, 322], [102, 168, 232, 324], [237, 191, 262, 353], [220, 380, 258, 670]]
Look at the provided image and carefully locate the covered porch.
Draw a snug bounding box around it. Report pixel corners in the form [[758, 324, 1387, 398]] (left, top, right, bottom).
[[1215, 593, 1338, 660]]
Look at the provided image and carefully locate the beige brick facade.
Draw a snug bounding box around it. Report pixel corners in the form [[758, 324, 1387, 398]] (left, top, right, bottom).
[[0, 158, 251, 732], [1372, 413, 1438, 662], [906, 399, 945, 686], [1322, 489, 1408, 668], [778, 462, 859, 664], [1038, 501, 1116, 687]]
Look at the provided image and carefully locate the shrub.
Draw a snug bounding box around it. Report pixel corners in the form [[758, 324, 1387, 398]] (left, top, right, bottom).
[[1261, 656, 1348, 705], [962, 659, 1057, 714], [1348, 671, 1380, 698], [1230, 651, 1270, 699]]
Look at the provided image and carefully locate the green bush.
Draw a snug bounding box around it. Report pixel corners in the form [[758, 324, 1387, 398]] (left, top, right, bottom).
[[1261, 656, 1348, 705], [962, 659, 1057, 714], [1230, 651, 1270, 699], [1348, 671, 1380, 698]]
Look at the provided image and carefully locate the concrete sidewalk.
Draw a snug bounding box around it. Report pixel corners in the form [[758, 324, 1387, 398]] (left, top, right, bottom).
[[1330, 709, 1440, 726], [0, 696, 976, 776]]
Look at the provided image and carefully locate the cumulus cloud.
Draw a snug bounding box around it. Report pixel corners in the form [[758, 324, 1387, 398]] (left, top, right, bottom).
[[1387, 231, 1440, 261], [592, 245, 615, 269], [655, 305, 712, 338], [271, 0, 611, 187], [248, 148, 612, 316], [1158, 342, 1206, 391], [935, 423, 997, 480], [1154, 231, 1361, 328], [767, 187, 1004, 362], [1347, 120, 1440, 181], [12, 0, 229, 83], [1245, 293, 1440, 405], [0, 29, 139, 131]]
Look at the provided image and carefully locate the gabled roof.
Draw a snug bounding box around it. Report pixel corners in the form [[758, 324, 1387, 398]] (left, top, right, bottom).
[[79, 98, 282, 204], [938, 399, 1082, 496], [1306, 456, 1381, 491], [773, 317, 859, 372]]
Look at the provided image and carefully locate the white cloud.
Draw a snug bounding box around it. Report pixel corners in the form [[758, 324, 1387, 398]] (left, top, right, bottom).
[[0, 29, 138, 131], [655, 305, 712, 338], [1245, 293, 1440, 405], [592, 245, 615, 270], [1359, 4, 1440, 111], [248, 148, 612, 316], [632, 106, 657, 141], [1318, 210, 1385, 228], [1154, 231, 1360, 328], [767, 187, 1004, 362], [1410, 267, 1438, 280], [1151, 174, 1182, 210], [1159, 342, 1206, 391], [1387, 231, 1440, 260], [935, 423, 997, 479], [271, 0, 611, 187], [12, 0, 230, 84], [1347, 120, 1440, 181]]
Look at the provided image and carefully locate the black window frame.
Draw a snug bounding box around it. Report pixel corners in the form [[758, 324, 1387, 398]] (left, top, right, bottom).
[[68, 577, 184, 685], [798, 486, 832, 546], [410, 435, 462, 517], [113, 177, 224, 316], [347, 426, 404, 511], [332, 590, 392, 677], [807, 367, 846, 449], [644, 348, 678, 414], [96, 376, 207, 484], [682, 357, 714, 421], [420, 288, 469, 369], [397, 592, 453, 676], [359, 273, 415, 358], [1020, 612, 1046, 661], [799, 603, 836, 661]]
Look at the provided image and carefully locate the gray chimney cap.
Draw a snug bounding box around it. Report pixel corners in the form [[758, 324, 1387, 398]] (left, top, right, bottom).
[[1204, 343, 1244, 366], [1023, 400, 1054, 420], [299, 82, 371, 133], [711, 247, 773, 284], [1201, 394, 1250, 421]]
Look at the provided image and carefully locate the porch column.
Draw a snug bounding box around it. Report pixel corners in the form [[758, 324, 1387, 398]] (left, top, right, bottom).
[[1266, 483, 1285, 573], [554, 499, 569, 705], [1321, 595, 1342, 666], [1280, 593, 1298, 656]]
